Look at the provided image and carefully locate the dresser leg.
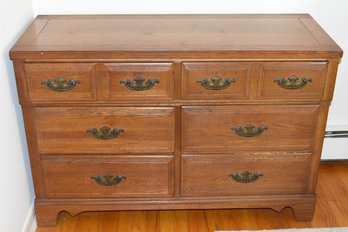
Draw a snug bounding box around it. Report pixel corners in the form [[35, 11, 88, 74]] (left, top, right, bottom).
[[35, 206, 60, 227], [291, 202, 316, 221]]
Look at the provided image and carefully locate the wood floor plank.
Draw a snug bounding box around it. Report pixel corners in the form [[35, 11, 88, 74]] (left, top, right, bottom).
[[37, 161, 348, 232]]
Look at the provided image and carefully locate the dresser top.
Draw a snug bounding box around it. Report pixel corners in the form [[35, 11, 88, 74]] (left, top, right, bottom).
[[10, 14, 343, 59]]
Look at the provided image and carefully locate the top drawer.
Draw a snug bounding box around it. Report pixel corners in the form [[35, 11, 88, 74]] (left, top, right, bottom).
[[24, 63, 174, 103], [258, 62, 327, 100], [182, 62, 251, 100], [24, 63, 97, 102]]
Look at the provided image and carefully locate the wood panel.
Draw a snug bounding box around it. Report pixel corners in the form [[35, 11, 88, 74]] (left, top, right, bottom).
[[10, 15, 343, 60], [41, 155, 174, 198], [181, 153, 310, 196], [103, 63, 174, 101], [258, 62, 327, 100], [24, 63, 97, 102], [182, 105, 319, 153], [34, 107, 175, 154], [182, 62, 251, 100]]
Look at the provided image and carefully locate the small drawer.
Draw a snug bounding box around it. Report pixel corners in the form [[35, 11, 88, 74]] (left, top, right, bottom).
[[181, 154, 310, 196], [24, 63, 97, 102], [34, 107, 175, 154], [103, 63, 174, 100], [182, 105, 319, 153], [41, 155, 174, 198], [182, 62, 251, 100], [258, 62, 327, 100]]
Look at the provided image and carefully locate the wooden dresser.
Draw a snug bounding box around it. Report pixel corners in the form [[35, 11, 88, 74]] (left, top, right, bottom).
[[10, 15, 343, 226]]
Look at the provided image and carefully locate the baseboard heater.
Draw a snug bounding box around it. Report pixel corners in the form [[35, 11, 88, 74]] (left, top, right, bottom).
[[322, 130, 348, 159], [325, 131, 348, 138]]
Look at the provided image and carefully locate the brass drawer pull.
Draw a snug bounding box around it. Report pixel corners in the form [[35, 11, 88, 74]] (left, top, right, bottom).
[[232, 124, 268, 137], [120, 76, 159, 91], [91, 173, 126, 186], [87, 126, 124, 140], [41, 77, 80, 92], [274, 75, 312, 89], [229, 171, 263, 183], [197, 76, 236, 90]]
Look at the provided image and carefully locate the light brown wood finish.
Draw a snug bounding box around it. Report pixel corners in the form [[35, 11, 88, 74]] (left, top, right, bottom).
[[258, 62, 327, 100], [182, 105, 319, 152], [34, 107, 175, 154], [24, 63, 97, 102], [182, 62, 251, 100], [10, 15, 343, 226], [10, 15, 342, 59], [36, 161, 348, 232], [102, 63, 175, 101], [181, 153, 311, 196], [41, 155, 174, 198]]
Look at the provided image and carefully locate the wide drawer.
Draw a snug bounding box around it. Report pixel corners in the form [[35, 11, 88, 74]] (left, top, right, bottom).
[[34, 107, 175, 154], [182, 62, 251, 100], [181, 154, 310, 196], [24, 63, 97, 102], [258, 62, 327, 100], [41, 155, 174, 198], [182, 105, 319, 152]]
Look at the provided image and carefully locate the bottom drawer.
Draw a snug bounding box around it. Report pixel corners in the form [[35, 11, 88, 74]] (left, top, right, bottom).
[[41, 155, 174, 198], [181, 153, 310, 196]]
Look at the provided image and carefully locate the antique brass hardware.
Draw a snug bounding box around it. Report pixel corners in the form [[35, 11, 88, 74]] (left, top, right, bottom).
[[274, 75, 312, 89], [229, 171, 263, 183], [120, 76, 159, 91], [91, 173, 126, 186], [197, 76, 236, 90], [87, 126, 124, 140], [232, 124, 268, 137], [41, 77, 80, 92]]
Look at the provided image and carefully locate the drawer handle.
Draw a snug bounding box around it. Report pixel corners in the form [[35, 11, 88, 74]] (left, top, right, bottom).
[[229, 171, 263, 183], [91, 173, 126, 186], [120, 76, 159, 91], [197, 76, 236, 90], [87, 126, 124, 140], [232, 124, 268, 137], [41, 77, 80, 92], [274, 75, 312, 89]]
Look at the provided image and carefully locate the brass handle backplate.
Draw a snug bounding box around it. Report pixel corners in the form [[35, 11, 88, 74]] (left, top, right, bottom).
[[232, 124, 268, 137], [41, 77, 80, 92], [274, 75, 312, 89], [87, 126, 124, 140], [120, 76, 159, 91], [91, 173, 126, 186], [229, 171, 263, 183], [197, 76, 236, 90]]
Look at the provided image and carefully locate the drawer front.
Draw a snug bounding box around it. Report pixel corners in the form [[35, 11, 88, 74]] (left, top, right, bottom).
[[24, 63, 97, 102], [181, 154, 310, 196], [182, 105, 319, 152], [104, 63, 174, 100], [258, 62, 327, 100], [34, 107, 175, 154], [182, 62, 251, 99], [41, 155, 174, 198]]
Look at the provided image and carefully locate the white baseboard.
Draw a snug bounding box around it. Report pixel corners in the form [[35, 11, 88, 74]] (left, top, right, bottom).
[[22, 203, 37, 232]]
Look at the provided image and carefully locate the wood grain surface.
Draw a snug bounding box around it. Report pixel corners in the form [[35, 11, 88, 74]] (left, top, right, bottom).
[[182, 105, 319, 152], [35, 161, 348, 232], [9, 15, 343, 227], [34, 107, 175, 154]]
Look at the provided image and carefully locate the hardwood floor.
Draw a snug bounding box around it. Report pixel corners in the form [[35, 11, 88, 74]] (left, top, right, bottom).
[[37, 161, 348, 232]]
